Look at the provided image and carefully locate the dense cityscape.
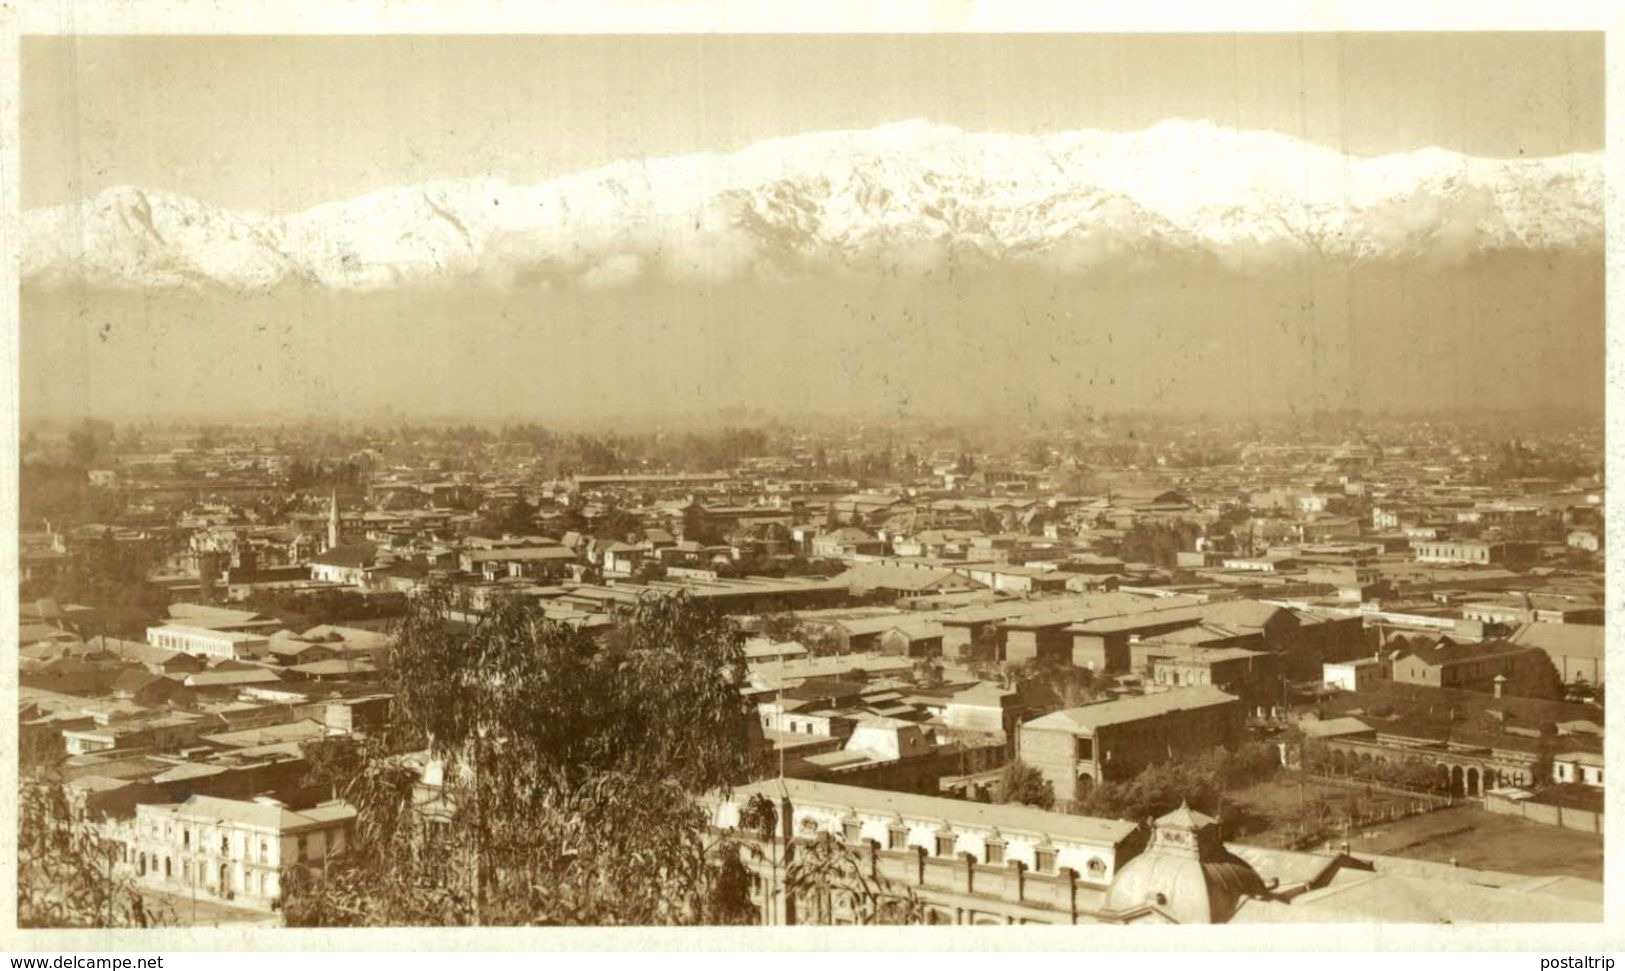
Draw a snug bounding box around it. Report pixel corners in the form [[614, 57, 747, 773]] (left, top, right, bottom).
[[14, 27, 1609, 946], [17, 409, 1606, 926]]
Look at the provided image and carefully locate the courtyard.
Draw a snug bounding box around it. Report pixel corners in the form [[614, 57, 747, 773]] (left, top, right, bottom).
[[1223, 771, 1602, 882]]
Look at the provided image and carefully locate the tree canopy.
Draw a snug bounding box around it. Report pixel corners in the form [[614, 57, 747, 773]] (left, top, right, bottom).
[[1071, 743, 1280, 822], [282, 584, 765, 926], [18, 778, 168, 928], [999, 760, 1056, 810]]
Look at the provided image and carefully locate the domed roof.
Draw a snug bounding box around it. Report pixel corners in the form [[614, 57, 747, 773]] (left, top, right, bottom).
[[1103, 801, 1268, 924]]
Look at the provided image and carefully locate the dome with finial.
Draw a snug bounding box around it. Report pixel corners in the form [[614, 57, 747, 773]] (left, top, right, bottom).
[[1102, 800, 1268, 923]]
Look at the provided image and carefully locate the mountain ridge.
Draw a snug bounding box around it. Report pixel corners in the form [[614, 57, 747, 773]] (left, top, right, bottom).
[[24, 119, 1603, 293]]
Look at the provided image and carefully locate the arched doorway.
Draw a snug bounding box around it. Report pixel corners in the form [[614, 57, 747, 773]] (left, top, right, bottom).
[[1450, 765, 1465, 796], [1466, 767, 1480, 797]]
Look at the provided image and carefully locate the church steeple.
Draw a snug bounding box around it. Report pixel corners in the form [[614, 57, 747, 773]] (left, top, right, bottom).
[[327, 489, 340, 551]]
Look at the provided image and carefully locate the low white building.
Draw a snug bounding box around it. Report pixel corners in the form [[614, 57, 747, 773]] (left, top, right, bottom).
[[1322, 656, 1391, 692], [145, 624, 269, 660], [1553, 751, 1605, 788], [1567, 530, 1601, 553]]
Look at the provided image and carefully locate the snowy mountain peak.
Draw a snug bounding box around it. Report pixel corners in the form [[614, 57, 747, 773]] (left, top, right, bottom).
[[22, 121, 1602, 293]]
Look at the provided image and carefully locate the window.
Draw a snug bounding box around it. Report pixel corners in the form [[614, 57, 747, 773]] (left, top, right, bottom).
[[221, 834, 230, 854], [887, 827, 907, 851], [1034, 849, 1057, 874], [934, 834, 956, 857], [297, 835, 309, 861], [985, 841, 1006, 865], [1074, 737, 1093, 760], [259, 839, 268, 864], [183, 829, 190, 849], [842, 820, 862, 842]]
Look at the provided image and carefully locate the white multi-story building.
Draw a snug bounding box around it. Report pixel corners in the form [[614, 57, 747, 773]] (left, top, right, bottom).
[[714, 777, 1137, 885], [122, 795, 356, 910]]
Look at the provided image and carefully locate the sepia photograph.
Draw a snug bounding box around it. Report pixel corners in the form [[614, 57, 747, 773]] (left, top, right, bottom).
[[6, 13, 1615, 950]]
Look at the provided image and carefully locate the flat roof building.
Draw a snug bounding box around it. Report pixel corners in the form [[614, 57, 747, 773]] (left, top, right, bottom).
[[145, 624, 270, 660]]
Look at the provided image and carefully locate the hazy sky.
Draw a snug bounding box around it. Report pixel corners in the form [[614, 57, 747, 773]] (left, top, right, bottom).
[[23, 32, 1603, 211]]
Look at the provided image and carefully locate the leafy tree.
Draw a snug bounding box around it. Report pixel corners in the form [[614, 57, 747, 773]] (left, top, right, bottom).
[[482, 498, 538, 537], [67, 419, 114, 469], [999, 760, 1055, 810], [593, 506, 642, 543], [966, 627, 1002, 666], [19, 462, 92, 527], [18, 778, 168, 928], [1071, 744, 1280, 822], [742, 797, 924, 927], [755, 611, 803, 644], [281, 584, 763, 926], [20, 728, 68, 776], [632, 560, 668, 582], [1109, 521, 1202, 568], [912, 660, 944, 688], [783, 832, 924, 926], [1009, 657, 1104, 711], [798, 624, 846, 659], [27, 537, 174, 621]]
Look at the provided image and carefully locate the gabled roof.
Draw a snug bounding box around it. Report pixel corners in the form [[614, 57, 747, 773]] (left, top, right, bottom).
[[1025, 686, 1239, 733], [184, 669, 284, 688], [1394, 636, 1538, 667], [310, 543, 378, 568], [1509, 622, 1604, 658], [1198, 600, 1294, 629], [167, 603, 277, 628], [950, 681, 1016, 704], [110, 669, 163, 695]]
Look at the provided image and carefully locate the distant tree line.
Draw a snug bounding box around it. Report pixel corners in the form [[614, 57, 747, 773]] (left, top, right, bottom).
[[287, 458, 364, 491]]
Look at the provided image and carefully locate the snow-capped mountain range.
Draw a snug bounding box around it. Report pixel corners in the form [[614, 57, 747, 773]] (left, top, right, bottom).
[[23, 119, 1604, 293]]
